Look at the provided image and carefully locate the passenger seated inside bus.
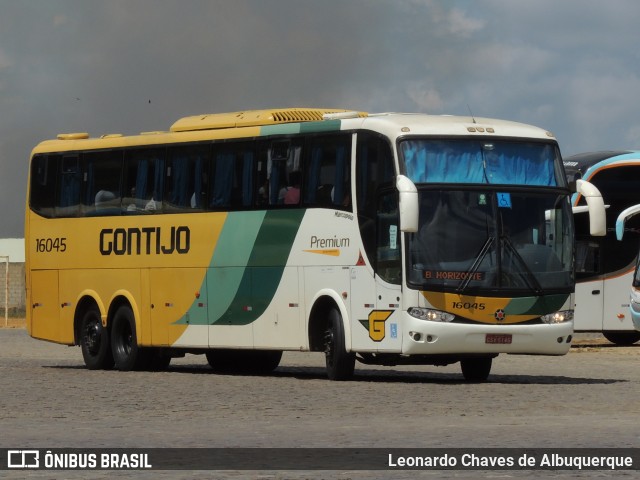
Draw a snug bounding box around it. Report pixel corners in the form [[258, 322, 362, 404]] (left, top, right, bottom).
[[95, 190, 117, 209]]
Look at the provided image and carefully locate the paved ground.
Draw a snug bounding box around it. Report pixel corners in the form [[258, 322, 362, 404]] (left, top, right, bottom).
[[0, 326, 638, 479]]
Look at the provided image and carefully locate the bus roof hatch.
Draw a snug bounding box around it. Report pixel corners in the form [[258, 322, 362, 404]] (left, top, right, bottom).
[[169, 108, 367, 132]]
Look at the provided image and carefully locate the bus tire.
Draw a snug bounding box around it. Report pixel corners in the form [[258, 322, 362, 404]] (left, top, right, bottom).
[[111, 305, 148, 371], [251, 350, 282, 373], [147, 349, 171, 371], [80, 305, 114, 370], [602, 331, 640, 346], [461, 357, 492, 382], [324, 307, 355, 381], [206, 349, 282, 374]]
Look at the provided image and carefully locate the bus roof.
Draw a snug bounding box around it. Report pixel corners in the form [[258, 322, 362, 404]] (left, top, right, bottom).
[[32, 108, 558, 155], [563, 150, 640, 180]]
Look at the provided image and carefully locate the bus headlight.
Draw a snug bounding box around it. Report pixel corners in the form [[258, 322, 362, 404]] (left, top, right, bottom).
[[408, 307, 455, 322], [540, 310, 574, 324]]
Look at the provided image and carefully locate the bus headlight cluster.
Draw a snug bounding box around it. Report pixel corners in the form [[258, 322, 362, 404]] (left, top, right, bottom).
[[408, 307, 455, 322], [540, 310, 574, 324]]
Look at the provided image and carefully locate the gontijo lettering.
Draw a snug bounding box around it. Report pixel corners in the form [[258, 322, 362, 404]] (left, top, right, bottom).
[[99, 226, 190, 255]]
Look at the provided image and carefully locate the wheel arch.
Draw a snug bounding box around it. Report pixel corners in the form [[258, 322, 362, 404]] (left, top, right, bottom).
[[307, 290, 351, 352], [73, 291, 106, 346], [107, 291, 142, 340]]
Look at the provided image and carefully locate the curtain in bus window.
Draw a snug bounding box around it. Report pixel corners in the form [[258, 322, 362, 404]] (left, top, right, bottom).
[[402, 141, 557, 186], [192, 156, 202, 208], [484, 143, 556, 186], [305, 147, 323, 204], [332, 145, 347, 206], [269, 161, 281, 205], [242, 151, 253, 207], [212, 152, 234, 207], [134, 157, 164, 208], [59, 173, 80, 208], [135, 158, 149, 200], [402, 141, 484, 183], [170, 158, 188, 206], [84, 162, 94, 206]]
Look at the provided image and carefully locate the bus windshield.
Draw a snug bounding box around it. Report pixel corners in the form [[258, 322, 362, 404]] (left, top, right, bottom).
[[401, 139, 565, 186], [406, 189, 574, 294]]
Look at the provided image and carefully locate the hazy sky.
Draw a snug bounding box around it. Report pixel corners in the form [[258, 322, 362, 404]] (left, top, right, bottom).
[[2, 0, 640, 237]]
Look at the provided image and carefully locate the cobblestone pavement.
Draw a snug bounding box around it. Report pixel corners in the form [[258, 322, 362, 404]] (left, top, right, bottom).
[[0, 329, 638, 479]]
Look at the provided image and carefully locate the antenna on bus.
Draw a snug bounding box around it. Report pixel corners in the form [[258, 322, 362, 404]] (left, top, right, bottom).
[[467, 104, 477, 124]]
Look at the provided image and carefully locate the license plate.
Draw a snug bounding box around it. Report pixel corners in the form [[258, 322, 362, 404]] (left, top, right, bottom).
[[485, 333, 512, 344]]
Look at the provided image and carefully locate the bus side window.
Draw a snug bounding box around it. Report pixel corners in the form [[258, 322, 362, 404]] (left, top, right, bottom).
[[124, 148, 165, 214], [165, 145, 209, 213], [575, 239, 601, 274], [30, 154, 56, 218], [303, 135, 351, 209], [264, 140, 302, 206], [55, 155, 81, 217], [82, 151, 124, 216], [210, 143, 254, 209]]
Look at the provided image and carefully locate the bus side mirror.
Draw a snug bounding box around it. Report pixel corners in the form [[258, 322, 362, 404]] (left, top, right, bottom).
[[396, 175, 418, 233], [576, 179, 606, 236], [615, 204, 640, 240]]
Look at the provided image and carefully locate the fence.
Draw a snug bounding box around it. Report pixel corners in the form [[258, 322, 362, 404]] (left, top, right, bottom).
[[0, 260, 26, 325]]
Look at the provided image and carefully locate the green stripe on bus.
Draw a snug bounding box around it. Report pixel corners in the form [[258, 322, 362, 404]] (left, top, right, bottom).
[[176, 209, 305, 326], [504, 294, 569, 315], [260, 124, 301, 136], [299, 120, 342, 133], [212, 209, 305, 325]]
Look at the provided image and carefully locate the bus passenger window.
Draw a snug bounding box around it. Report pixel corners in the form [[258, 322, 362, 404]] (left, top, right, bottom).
[[265, 140, 302, 206], [56, 155, 82, 217], [82, 151, 123, 216], [210, 143, 254, 209], [30, 154, 56, 218], [124, 148, 165, 214], [165, 145, 209, 213], [303, 135, 351, 210], [575, 240, 601, 274]]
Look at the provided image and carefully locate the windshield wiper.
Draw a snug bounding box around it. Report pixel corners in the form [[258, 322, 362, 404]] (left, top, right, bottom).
[[456, 237, 495, 294], [501, 235, 543, 295]]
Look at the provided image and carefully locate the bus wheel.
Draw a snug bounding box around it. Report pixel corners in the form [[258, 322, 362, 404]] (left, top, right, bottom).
[[147, 349, 171, 371], [206, 350, 282, 374], [324, 307, 355, 381], [111, 305, 148, 371], [603, 331, 640, 346], [80, 305, 114, 370], [461, 357, 492, 382], [251, 350, 282, 373]]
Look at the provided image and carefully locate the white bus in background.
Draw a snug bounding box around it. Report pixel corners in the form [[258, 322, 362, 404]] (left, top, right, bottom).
[[564, 151, 640, 345], [615, 205, 640, 334]]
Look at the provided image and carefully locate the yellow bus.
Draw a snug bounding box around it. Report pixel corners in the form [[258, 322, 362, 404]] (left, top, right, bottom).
[[25, 108, 606, 381]]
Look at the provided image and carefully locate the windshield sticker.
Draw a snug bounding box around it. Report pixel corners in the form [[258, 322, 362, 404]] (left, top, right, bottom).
[[497, 192, 512, 208], [389, 225, 398, 249]]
